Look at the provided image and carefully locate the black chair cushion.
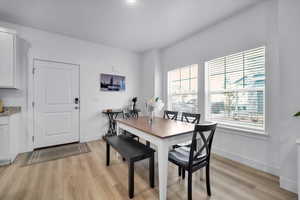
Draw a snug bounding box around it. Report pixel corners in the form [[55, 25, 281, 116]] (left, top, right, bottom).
[[106, 135, 155, 160], [169, 147, 207, 168]]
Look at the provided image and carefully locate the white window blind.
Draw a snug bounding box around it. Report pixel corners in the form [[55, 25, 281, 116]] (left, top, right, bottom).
[[206, 47, 265, 130], [168, 64, 198, 114]]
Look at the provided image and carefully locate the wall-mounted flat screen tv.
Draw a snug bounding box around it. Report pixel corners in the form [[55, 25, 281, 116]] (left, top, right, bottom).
[[100, 73, 125, 91]]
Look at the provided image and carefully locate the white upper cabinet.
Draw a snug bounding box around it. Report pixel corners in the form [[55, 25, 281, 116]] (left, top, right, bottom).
[[0, 28, 20, 89]]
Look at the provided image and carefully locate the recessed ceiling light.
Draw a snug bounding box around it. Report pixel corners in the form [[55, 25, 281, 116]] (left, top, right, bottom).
[[126, 0, 137, 5]]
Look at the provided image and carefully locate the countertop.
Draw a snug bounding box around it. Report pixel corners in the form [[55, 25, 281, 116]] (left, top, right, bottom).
[[0, 107, 21, 117]]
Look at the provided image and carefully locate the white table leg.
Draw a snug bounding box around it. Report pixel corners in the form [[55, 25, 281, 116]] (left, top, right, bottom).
[[157, 142, 169, 200], [115, 123, 121, 159], [116, 123, 120, 135]]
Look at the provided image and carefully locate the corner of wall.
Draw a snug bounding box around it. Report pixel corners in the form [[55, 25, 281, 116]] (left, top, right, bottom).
[[280, 176, 298, 194]]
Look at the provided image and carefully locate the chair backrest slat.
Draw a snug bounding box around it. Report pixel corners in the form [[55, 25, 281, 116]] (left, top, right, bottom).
[[188, 123, 217, 168], [181, 112, 201, 124], [123, 110, 138, 119], [163, 110, 178, 120]]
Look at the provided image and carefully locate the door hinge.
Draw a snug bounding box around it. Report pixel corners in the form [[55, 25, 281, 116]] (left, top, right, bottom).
[[32, 67, 35, 74], [32, 136, 34, 143], [32, 101, 35, 107]]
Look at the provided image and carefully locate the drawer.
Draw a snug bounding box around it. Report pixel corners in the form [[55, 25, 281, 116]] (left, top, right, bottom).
[[0, 117, 9, 125]]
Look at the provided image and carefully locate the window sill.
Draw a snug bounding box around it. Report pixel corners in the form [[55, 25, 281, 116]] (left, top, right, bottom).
[[213, 123, 269, 140]]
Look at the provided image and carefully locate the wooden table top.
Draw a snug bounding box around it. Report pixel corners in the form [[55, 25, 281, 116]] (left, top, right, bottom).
[[116, 116, 195, 139]]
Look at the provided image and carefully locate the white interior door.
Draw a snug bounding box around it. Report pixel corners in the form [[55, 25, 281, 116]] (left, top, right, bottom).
[[34, 60, 80, 148]]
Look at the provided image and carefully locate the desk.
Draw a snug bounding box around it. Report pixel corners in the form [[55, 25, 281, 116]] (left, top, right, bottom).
[[116, 116, 195, 200], [102, 109, 123, 137]]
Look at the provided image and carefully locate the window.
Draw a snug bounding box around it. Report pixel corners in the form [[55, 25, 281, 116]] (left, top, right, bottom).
[[205, 47, 265, 131], [168, 64, 198, 114]]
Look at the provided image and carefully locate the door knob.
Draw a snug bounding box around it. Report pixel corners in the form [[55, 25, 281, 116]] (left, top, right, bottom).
[[75, 106, 79, 110]]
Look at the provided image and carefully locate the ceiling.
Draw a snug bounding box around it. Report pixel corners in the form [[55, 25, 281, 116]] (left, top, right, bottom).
[[0, 0, 263, 52]]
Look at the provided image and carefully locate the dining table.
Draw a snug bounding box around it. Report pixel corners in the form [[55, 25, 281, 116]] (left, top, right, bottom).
[[116, 116, 196, 200]]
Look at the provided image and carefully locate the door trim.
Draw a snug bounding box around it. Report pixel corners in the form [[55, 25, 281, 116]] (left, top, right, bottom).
[[30, 58, 80, 149]]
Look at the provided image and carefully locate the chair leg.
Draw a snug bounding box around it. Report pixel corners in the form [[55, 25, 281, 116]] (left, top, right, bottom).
[[149, 153, 155, 188], [188, 172, 192, 200], [106, 143, 110, 166], [182, 168, 185, 179], [128, 161, 134, 199], [178, 166, 182, 177], [206, 165, 211, 196]]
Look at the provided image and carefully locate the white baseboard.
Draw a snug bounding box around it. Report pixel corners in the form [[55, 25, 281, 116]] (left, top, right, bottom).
[[280, 177, 298, 194], [80, 134, 103, 143], [0, 159, 11, 166], [212, 147, 280, 176]]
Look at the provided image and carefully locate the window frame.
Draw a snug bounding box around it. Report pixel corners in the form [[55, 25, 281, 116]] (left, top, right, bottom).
[[204, 47, 267, 135], [167, 64, 199, 115]]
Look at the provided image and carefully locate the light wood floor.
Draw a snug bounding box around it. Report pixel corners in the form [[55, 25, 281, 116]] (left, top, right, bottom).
[[0, 140, 297, 200]]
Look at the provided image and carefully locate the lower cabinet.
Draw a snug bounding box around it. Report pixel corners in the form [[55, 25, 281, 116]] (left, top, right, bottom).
[[0, 114, 20, 165]]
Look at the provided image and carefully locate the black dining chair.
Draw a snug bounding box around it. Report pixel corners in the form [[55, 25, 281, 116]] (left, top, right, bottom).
[[181, 112, 201, 124], [163, 110, 178, 120], [168, 122, 217, 200], [173, 112, 201, 177], [173, 112, 201, 149]]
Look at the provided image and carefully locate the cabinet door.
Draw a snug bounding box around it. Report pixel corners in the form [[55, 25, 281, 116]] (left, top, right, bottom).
[[0, 31, 15, 88], [0, 124, 9, 162], [9, 114, 20, 161]]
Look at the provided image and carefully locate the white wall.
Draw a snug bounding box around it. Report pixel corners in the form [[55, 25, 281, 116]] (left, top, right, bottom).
[[0, 20, 141, 153], [161, 0, 281, 176], [140, 49, 163, 115], [140, 50, 155, 107], [278, 0, 300, 192]]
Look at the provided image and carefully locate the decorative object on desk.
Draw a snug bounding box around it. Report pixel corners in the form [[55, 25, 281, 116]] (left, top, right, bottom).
[[294, 111, 300, 117], [132, 97, 138, 110], [100, 73, 125, 91], [0, 100, 3, 113], [146, 97, 164, 123]]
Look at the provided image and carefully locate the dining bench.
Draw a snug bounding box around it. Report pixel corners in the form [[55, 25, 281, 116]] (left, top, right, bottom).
[[106, 135, 155, 199]]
